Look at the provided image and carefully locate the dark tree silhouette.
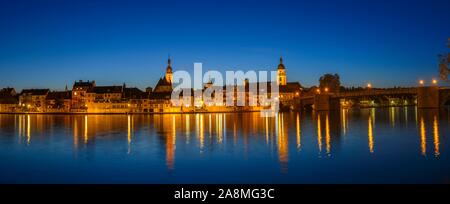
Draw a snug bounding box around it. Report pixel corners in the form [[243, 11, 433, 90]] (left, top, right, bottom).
[[319, 73, 341, 93], [439, 38, 450, 81]]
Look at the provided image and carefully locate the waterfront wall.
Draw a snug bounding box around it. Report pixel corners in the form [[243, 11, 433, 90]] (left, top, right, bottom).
[[417, 86, 439, 108], [313, 94, 340, 111]]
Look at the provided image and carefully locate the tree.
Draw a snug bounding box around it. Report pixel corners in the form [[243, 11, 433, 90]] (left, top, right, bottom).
[[319, 73, 341, 93], [439, 54, 449, 81], [439, 38, 450, 81]]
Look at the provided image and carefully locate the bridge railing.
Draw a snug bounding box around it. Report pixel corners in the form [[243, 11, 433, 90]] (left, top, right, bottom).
[[335, 88, 417, 98]]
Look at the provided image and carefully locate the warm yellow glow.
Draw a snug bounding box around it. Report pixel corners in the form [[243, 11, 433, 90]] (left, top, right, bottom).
[[296, 113, 301, 150], [208, 114, 212, 138], [199, 114, 204, 151], [84, 115, 88, 144], [370, 108, 376, 124], [127, 115, 132, 154], [432, 79, 437, 84], [172, 115, 176, 136], [367, 83, 372, 88], [317, 114, 322, 152], [420, 117, 426, 156], [217, 114, 223, 144], [166, 115, 176, 170], [341, 109, 348, 135], [223, 114, 226, 141], [368, 116, 374, 153], [277, 113, 288, 172], [325, 114, 330, 154], [389, 107, 395, 127], [316, 88, 321, 94], [433, 116, 440, 157], [403, 107, 408, 126], [185, 114, 190, 142], [18, 115, 22, 141], [73, 118, 78, 149], [26, 114, 31, 145], [265, 116, 269, 144], [419, 80, 424, 85], [324, 87, 329, 92]]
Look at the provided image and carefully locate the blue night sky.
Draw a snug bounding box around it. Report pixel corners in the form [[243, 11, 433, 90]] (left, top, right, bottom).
[[0, 0, 449, 91]]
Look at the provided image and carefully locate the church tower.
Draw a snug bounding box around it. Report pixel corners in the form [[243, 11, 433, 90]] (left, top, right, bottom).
[[277, 56, 287, 86], [165, 57, 173, 84]]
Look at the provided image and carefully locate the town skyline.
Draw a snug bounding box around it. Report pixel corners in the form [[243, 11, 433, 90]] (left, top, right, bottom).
[[2, 53, 445, 114], [1, 0, 449, 90], [0, 54, 446, 92], [2, 0, 450, 193]]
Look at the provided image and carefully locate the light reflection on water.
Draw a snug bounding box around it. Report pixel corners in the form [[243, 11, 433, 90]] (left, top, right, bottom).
[[0, 107, 449, 184]]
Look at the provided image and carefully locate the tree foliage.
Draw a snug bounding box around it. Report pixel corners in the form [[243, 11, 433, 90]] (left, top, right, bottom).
[[319, 73, 341, 93]]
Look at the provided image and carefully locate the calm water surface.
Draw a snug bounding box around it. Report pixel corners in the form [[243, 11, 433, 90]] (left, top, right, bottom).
[[0, 107, 449, 183]]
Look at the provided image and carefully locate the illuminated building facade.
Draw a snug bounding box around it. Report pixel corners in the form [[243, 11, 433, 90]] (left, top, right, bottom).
[[18, 89, 50, 112], [0, 88, 18, 113], [0, 57, 302, 113], [72, 80, 95, 111], [277, 57, 287, 86], [46, 91, 72, 112]]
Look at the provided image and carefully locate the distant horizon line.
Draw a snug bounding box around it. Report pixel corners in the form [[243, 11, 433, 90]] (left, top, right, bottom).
[[1, 80, 433, 93]]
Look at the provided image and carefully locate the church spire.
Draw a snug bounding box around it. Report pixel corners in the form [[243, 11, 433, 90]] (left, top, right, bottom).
[[165, 56, 173, 84], [166, 55, 173, 73], [277, 55, 285, 70], [168, 55, 171, 67], [277, 56, 287, 85]]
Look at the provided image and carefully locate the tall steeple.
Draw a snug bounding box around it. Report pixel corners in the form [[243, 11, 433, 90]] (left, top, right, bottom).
[[277, 56, 287, 85], [165, 56, 173, 84]]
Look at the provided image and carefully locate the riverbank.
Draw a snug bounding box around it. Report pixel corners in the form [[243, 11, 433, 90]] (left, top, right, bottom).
[[0, 110, 272, 115]]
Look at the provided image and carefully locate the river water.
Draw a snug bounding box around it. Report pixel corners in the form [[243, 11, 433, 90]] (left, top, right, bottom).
[[0, 107, 449, 183]]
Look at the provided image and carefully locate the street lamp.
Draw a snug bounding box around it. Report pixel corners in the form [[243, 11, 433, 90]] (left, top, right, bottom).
[[324, 87, 329, 92], [432, 79, 438, 85], [419, 80, 424, 86], [367, 83, 372, 88]]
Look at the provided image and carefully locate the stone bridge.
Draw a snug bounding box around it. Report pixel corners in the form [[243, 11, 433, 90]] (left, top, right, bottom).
[[299, 86, 450, 111]]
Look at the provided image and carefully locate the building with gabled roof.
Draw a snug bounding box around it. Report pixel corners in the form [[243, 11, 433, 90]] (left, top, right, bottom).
[[19, 89, 50, 112], [0, 87, 18, 112], [72, 80, 96, 111], [153, 57, 173, 93], [46, 91, 72, 112]]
